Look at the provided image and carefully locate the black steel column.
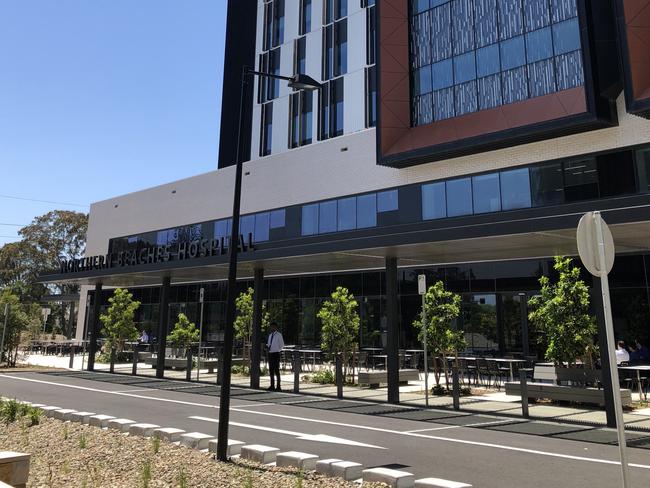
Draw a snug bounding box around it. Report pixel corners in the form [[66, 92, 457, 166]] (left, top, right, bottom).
[[156, 277, 171, 379], [519, 293, 529, 358], [386, 257, 400, 404], [250, 268, 264, 389], [87, 283, 102, 371], [67, 301, 76, 340], [593, 277, 616, 428]]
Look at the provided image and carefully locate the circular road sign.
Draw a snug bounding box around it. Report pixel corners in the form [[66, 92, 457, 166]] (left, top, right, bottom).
[[577, 212, 615, 277]]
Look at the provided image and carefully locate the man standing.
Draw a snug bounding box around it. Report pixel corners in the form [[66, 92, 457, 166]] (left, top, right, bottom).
[[266, 321, 284, 391]]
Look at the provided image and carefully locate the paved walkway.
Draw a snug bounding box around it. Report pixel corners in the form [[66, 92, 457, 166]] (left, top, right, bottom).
[[19, 352, 650, 430]]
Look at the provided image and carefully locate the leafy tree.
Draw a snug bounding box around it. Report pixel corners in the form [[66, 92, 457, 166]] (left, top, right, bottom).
[[167, 313, 199, 355], [0, 290, 40, 366], [528, 256, 596, 367], [234, 287, 269, 343], [317, 286, 360, 377], [412, 281, 464, 387], [100, 288, 140, 352]]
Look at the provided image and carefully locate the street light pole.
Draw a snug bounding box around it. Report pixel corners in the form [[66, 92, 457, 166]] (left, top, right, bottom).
[[215, 66, 321, 462], [1, 304, 8, 365]]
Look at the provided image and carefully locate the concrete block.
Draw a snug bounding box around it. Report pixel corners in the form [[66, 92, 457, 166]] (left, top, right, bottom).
[[363, 468, 415, 488], [40, 406, 62, 417], [128, 423, 161, 437], [107, 418, 137, 433], [30, 404, 46, 408], [276, 451, 319, 471], [179, 432, 214, 450], [52, 409, 77, 420], [153, 427, 186, 442], [88, 414, 116, 428], [331, 461, 363, 481], [208, 439, 245, 457], [0, 451, 30, 487], [67, 411, 96, 424], [415, 478, 472, 488], [315, 458, 343, 476], [240, 444, 280, 464]]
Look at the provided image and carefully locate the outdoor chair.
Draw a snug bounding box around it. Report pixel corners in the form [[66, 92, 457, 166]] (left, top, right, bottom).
[[476, 358, 492, 388]]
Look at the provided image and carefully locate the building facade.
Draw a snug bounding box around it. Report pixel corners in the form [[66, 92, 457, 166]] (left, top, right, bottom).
[[43, 0, 650, 360]]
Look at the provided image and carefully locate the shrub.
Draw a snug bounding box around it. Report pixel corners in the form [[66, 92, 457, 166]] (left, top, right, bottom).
[[310, 369, 335, 384], [140, 459, 152, 488], [1, 399, 19, 424]]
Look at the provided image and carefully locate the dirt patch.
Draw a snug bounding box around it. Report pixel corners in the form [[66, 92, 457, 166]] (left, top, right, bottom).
[[0, 417, 385, 487]]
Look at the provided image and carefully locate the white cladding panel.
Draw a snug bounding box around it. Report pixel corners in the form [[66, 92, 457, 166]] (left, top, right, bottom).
[[347, 9, 367, 75], [272, 95, 290, 155], [344, 69, 365, 134], [305, 31, 322, 84]]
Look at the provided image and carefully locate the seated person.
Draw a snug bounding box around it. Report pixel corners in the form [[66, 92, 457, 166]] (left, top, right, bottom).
[[615, 341, 630, 365], [629, 345, 641, 363], [634, 339, 650, 361]]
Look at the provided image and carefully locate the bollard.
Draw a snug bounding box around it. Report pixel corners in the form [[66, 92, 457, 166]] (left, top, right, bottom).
[[452, 366, 460, 411], [293, 350, 301, 394], [186, 349, 193, 382], [520, 368, 531, 419], [132, 349, 138, 376], [216, 346, 223, 386], [68, 347, 75, 369], [335, 354, 343, 399], [109, 348, 116, 374]]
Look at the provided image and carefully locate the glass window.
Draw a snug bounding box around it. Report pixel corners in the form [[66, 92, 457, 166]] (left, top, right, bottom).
[[530, 162, 564, 206], [563, 158, 599, 202], [214, 219, 231, 240], [414, 66, 433, 95], [453, 52, 476, 84], [270, 209, 285, 228], [526, 27, 553, 63], [422, 182, 447, 220], [357, 193, 377, 228], [476, 44, 500, 78], [524, 0, 551, 31], [432, 59, 454, 90], [260, 102, 273, 157], [552, 18, 581, 55], [500, 36, 526, 70], [319, 200, 337, 233], [300, 0, 312, 35], [240, 215, 255, 240], [411, 0, 431, 15], [301, 204, 319, 236], [338, 197, 356, 231], [500, 168, 532, 210], [551, 0, 578, 23], [498, 0, 524, 40], [254, 212, 270, 242], [446, 178, 473, 217], [335, 19, 348, 76], [472, 173, 501, 214], [366, 65, 377, 128], [377, 190, 398, 212], [636, 148, 650, 193]]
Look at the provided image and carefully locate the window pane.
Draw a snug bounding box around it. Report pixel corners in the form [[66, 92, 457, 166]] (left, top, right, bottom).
[[414, 65, 433, 95], [500, 36, 526, 70], [357, 193, 377, 228], [214, 219, 231, 240], [472, 173, 501, 214], [319, 200, 337, 233], [446, 178, 473, 217], [301, 204, 319, 236], [478, 74, 502, 110], [453, 52, 476, 83], [377, 189, 398, 212], [254, 212, 270, 242], [552, 18, 580, 55], [526, 27, 553, 63], [270, 209, 286, 228], [240, 215, 255, 240], [531, 162, 564, 206], [411, 0, 430, 15], [432, 59, 453, 90], [500, 168, 532, 210], [338, 197, 356, 231], [563, 158, 599, 202], [637, 148, 650, 193], [422, 182, 447, 220], [477, 44, 500, 78]]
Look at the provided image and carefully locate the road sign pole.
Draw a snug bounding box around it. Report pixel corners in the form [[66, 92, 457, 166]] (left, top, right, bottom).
[[197, 288, 205, 382], [594, 213, 630, 488], [418, 275, 429, 408], [1, 304, 9, 364]]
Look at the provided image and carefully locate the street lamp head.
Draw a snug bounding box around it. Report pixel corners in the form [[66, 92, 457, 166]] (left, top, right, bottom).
[[288, 74, 322, 91]]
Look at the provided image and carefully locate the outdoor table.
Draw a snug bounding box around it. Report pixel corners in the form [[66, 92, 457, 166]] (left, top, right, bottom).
[[490, 358, 526, 382], [298, 349, 321, 371], [362, 347, 383, 353], [618, 365, 650, 401]]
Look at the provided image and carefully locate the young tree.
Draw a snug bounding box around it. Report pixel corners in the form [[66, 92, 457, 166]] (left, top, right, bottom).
[[234, 287, 270, 343], [100, 288, 140, 353], [317, 286, 360, 377], [167, 313, 200, 356], [528, 256, 597, 367], [412, 281, 464, 387]]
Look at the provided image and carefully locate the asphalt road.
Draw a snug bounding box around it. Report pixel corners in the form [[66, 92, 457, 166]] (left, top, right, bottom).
[[1, 371, 649, 487]]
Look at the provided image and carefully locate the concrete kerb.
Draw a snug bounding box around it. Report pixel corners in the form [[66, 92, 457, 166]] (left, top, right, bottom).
[[88, 414, 116, 428], [67, 411, 96, 424], [276, 451, 319, 471], [128, 423, 161, 438], [315, 459, 344, 476], [52, 409, 77, 420], [363, 467, 415, 488], [330, 461, 363, 481], [415, 478, 472, 488], [107, 418, 137, 433], [153, 427, 186, 442], [179, 432, 214, 450], [240, 445, 280, 465], [208, 439, 245, 458], [40, 406, 62, 417]]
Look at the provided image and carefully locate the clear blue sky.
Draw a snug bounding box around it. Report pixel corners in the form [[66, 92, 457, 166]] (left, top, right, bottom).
[[0, 0, 227, 245]]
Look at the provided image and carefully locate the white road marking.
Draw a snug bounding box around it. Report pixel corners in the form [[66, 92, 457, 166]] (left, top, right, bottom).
[[188, 415, 385, 449], [3, 374, 650, 471]]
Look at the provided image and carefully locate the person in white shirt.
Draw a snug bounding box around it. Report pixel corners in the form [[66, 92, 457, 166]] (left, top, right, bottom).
[[266, 322, 285, 391], [615, 341, 630, 365]]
